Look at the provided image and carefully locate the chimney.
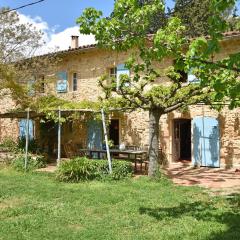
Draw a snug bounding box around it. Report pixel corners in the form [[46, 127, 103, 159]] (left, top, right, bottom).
[[71, 35, 79, 49]]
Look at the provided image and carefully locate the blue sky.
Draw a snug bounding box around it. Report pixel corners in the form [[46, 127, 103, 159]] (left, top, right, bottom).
[[0, 0, 175, 32], [1, 0, 239, 52], [0, 0, 175, 52]]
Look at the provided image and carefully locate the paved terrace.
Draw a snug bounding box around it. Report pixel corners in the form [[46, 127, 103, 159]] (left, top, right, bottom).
[[165, 163, 240, 194]]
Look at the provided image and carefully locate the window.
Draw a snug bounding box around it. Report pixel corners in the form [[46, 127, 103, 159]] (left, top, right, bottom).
[[56, 71, 68, 93], [116, 64, 130, 90], [40, 76, 45, 93], [27, 78, 36, 96], [109, 67, 117, 79], [188, 68, 200, 83], [108, 65, 130, 90], [72, 73, 78, 91]]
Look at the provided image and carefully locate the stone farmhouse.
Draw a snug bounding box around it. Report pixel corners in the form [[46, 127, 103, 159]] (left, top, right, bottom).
[[0, 32, 240, 168]]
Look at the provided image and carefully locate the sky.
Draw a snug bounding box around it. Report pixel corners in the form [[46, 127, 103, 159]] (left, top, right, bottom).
[[0, 0, 175, 53]]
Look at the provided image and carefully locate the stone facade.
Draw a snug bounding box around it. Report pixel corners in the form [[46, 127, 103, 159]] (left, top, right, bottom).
[[0, 92, 19, 143], [0, 35, 239, 168]]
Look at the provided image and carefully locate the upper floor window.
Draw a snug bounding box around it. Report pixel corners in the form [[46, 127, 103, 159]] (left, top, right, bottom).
[[108, 65, 130, 90], [109, 67, 117, 79], [188, 68, 200, 84], [27, 78, 35, 96], [73, 73, 78, 91], [116, 64, 130, 90], [56, 71, 68, 93]]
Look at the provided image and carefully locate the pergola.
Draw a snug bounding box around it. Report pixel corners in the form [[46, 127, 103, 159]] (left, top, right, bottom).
[[0, 108, 113, 173]]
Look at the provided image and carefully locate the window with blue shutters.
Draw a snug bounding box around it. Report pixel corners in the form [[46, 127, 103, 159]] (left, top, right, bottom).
[[188, 68, 200, 83], [56, 71, 68, 93], [116, 64, 130, 90]]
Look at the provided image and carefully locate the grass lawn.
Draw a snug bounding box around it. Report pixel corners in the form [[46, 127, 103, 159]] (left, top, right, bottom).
[[0, 166, 239, 240]]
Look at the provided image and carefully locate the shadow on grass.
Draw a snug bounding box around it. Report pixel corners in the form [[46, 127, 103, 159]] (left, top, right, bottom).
[[139, 193, 240, 240]]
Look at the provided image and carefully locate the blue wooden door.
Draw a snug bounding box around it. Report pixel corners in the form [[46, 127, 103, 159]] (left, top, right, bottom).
[[193, 117, 220, 167], [87, 120, 103, 150], [19, 119, 34, 140]]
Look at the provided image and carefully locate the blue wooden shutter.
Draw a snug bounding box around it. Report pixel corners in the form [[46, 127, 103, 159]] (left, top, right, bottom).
[[192, 117, 203, 166], [193, 116, 220, 167], [56, 71, 68, 93], [19, 119, 34, 140], [116, 64, 130, 90], [87, 120, 103, 151]]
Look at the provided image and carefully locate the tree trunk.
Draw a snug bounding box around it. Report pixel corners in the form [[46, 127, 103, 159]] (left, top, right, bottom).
[[148, 109, 161, 177]]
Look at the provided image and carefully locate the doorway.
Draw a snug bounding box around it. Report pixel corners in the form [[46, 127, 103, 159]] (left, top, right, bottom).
[[109, 119, 120, 146], [174, 119, 191, 161], [87, 120, 103, 150]]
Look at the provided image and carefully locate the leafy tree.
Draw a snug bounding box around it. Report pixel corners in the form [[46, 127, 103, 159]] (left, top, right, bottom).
[[112, 0, 167, 33], [226, 7, 240, 31], [77, 0, 240, 176], [0, 8, 58, 107], [174, 0, 237, 37], [173, 0, 213, 37], [137, 0, 167, 32]]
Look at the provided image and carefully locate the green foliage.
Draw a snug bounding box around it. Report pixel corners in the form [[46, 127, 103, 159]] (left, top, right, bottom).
[[0, 7, 61, 110], [17, 137, 38, 153], [0, 137, 39, 154], [1, 167, 240, 239], [0, 138, 18, 152], [77, 0, 164, 51], [56, 157, 133, 182], [174, 0, 236, 37], [174, 0, 213, 37], [0, 7, 43, 64], [28, 95, 102, 122], [11, 154, 47, 172]]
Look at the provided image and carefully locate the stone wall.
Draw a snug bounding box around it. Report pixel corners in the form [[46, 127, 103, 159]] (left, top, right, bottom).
[[0, 92, 19, 143], [0, 36, 239, 167]]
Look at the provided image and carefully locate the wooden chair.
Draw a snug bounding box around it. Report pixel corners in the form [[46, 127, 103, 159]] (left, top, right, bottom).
[[63, 143, 75, 158], [135, 152, 148, 173], [63, 143, 87, 158]]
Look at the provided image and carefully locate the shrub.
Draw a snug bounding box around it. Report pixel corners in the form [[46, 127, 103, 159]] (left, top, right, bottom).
[[17, 137, 39, 153], [0, 138, 18, 152], [56, 157, 133, 182], [11, 154, 47, 172], [110, 161, 133, 180]]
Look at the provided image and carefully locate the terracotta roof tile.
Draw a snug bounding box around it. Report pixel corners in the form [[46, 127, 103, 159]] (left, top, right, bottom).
[[40, 31, 240, 57]]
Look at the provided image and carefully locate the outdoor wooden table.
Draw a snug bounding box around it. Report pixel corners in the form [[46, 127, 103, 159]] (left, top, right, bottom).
[[88, 149, 147, 160], [86, 149, 148, 172]]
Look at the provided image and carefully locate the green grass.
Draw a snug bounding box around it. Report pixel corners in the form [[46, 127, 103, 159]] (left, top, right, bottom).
[[0, 166, 239, 240]]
